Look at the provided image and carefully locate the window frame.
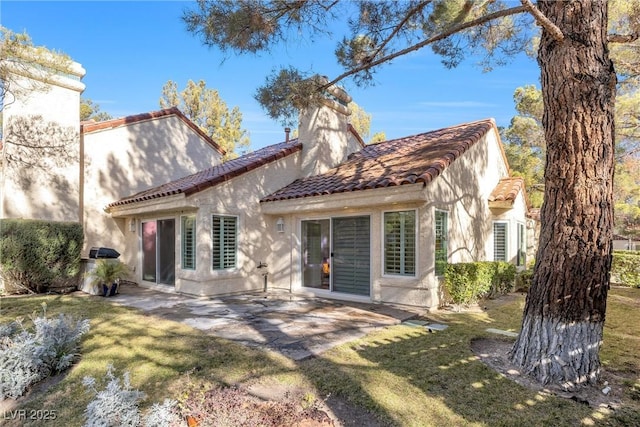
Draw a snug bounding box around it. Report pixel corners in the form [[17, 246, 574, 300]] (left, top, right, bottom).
[[493, 221, 509, 262], [516, 222, 526, 267], [211, 214, 238, 271], [434, 209, 449, 276], [181, 215, 197, 271], [383, 209, 418, 277]]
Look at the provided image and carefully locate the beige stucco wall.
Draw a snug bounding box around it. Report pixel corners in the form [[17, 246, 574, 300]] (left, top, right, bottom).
[[264, 127, 524, 310], [1, 64, 85, 222], [112, 150, 302, 295], [298, 102, 360, 177], [82, 115, 224, 262]]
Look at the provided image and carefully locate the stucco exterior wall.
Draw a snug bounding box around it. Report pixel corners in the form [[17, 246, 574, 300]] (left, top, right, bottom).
[[82, 115, 224, 262], [116, 150, 302, 295], [1, 66, 85, 222], [298, 103, 358, 177], [265, 128, 522, 310]]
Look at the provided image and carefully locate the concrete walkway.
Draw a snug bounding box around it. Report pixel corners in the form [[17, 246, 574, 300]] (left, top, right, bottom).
[[111, 284, 418, 361]]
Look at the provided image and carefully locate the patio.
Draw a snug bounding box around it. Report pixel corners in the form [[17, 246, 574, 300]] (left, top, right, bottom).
[[112, 284, 419, 360]]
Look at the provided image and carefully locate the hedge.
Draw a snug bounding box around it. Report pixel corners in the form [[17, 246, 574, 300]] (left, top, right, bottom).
[[611, 251, 640, 288], [0, 219, 83, 294], [443, 261, 516, 306]]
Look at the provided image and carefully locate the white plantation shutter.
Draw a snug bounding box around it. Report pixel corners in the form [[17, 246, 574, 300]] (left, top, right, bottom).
[[384, 211, 416, 276], [181, 215, 196, 270], [493, 222, 508, 261], [212, 215, 237, 269]]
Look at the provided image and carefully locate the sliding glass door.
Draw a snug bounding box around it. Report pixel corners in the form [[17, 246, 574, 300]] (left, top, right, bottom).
[[301, 216, 370, 296], [142, 219, 175, 286]]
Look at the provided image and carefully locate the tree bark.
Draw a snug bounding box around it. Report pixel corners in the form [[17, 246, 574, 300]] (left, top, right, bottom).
[[509, 0, 616, 390]]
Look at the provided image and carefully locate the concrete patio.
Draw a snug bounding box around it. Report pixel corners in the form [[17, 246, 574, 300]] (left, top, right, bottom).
[[110, 284, 419, 361]]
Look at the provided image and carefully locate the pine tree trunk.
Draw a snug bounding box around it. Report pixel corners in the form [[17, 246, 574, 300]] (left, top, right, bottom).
[[509, 0, 616, 389]]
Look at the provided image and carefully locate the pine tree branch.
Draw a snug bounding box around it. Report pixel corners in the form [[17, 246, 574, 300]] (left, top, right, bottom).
[[608, 32, 640, 43], [322, 5, 529, 89], [520, 0, 564, 42]]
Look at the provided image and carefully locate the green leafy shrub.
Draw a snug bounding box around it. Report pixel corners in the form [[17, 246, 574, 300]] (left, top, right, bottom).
[[611, 252, 640, 288], [444, 261, 516, 306], [0, 218, 83, 294], [0, 307, 90, 399], [515, 269, 534, 292]]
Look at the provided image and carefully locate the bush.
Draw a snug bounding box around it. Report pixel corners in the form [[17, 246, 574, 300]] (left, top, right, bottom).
[[611, 252, 640, 288], [515, 269, 534, 292], [83, 366, 181, 427], [0, 306, 90, 399], [0, 218, 83, 294], [444, 261, 516, 306]]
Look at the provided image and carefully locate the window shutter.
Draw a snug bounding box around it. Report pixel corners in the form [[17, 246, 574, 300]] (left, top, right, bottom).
[[181, 216, 196, 270], [212, 215, 237, 270], [493, 222, 508, 261]]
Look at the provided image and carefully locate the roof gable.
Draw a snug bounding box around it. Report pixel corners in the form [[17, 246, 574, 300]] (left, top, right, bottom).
[[107, 140, 302, 210], [81, 107, 226, 156], [261, 119, 497, 202]]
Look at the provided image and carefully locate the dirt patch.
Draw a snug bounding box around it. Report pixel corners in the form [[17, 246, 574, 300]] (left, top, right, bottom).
[[471, 337, 624, 410], [245, 380, 389, 427]]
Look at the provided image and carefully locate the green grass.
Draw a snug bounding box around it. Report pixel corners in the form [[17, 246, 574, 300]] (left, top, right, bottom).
[[1, 288, 639, 426]]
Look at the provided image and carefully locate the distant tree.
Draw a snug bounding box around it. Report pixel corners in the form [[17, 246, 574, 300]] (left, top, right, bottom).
[[348, 102, 385, 144], [369, 131, 386, 144], [614, 157, 640, 239], [501, 85, 545, 208], [80, 98, 112, 122], [159, 80, 249, 159], [184, 0, 640, 389]]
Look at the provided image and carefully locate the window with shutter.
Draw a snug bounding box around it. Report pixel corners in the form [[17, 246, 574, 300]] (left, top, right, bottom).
[[181, 215, 196, 270], [434, 210, 448, 276], [212, 215, 237, 270], [384, 210, 416, 276], [493, 222, 508, 262], [517, 222, 526, 266]]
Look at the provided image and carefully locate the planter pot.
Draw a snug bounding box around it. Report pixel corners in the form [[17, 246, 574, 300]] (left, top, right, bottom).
[[101, 283, 119, 297]]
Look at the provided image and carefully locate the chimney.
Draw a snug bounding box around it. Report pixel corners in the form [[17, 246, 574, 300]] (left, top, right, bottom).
[[298, 76, 357, 178], [285, 127, 291, 143]]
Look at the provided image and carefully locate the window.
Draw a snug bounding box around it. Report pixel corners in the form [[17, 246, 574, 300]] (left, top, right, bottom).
[[434, 210, 448, 276], [212, 215, 237, 270], [181, 215, 196, 270], [517, 222, 526, 267], [493, 222, 508, 262], [384, 210, 416, 276]]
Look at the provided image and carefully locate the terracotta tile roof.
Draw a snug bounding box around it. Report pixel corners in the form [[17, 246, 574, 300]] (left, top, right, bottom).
[[107, 140, 302, 210], [261, 119, 496, 202], [489, 177, 525, 204], [81, 107, 226, 156]]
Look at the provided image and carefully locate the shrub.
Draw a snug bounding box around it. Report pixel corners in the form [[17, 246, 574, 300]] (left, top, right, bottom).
[[611, 252, 640, 288], [444, 261, 516, 306], [515, 269, 534, 292], [83, 366, 181, 427], [0, 218, 83, 294], [0, 307, 90, 399]]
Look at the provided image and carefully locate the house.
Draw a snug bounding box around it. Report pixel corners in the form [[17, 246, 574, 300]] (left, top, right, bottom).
[[1, 55, 534, 309]]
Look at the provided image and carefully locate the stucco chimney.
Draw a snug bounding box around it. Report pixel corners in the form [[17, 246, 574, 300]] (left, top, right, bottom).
[[298, 76, 358, 178]]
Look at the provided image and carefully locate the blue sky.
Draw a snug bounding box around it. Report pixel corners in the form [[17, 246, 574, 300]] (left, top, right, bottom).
[[2, 1, 541, 150]]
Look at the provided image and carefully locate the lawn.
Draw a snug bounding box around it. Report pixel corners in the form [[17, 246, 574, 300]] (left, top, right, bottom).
[[1, 287, 639, 426]]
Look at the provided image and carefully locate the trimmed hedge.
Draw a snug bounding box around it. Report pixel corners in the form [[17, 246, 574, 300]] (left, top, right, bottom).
[[443, 261, 516, 306], [0, 219, 83, 294], [611, 251, 640, 288]]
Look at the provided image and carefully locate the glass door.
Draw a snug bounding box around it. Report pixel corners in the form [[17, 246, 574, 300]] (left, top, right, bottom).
[[141, 219, 175, 286], [332, 216, 370, 296], [301, 219, 330, 289]]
